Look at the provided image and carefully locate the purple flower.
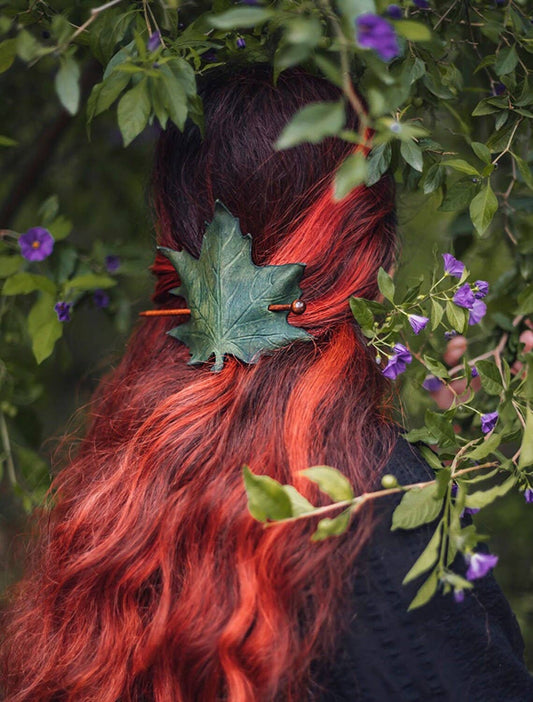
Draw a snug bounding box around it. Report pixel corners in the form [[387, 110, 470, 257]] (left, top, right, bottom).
[[445, 330, 458, 340], [203, 49, 218, 63], [465, 551, 499, 580], [442, 253, 465, 278], [386, 4, 402, 19], [105, 255, 120, 273], [54, 301, 72, 322], [422, 375, 443, 392], [468, 299, 487, 325], [19, 227, 54, 262], [147, 31, 161, 52], [471, 365, 479, 378], [453, 283, 476, 310], [93, 289, 110, 309], [461, 507, 481, 518], [453, 589, 465, 603], [474, 280, 489, 299], [492, 82, 506, 96], [355, 14, 400, 62], [382, 343, 412, 379], [524, 488, 533, 504], [481, 411, 498, 434], [236, 37, 246, 49], [413, 0, 430, 7], [408, 314, 429, 334]]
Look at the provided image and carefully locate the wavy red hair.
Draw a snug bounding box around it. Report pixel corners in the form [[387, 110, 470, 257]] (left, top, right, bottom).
[[1, 66, 398, 700]]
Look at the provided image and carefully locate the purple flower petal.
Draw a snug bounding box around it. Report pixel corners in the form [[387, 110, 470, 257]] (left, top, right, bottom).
[[19, 227, 54, 262], [442, 253, 465, 278], [471, 366, 479, 378], [445, 330, 458, 340], [54, 301, 72, 322], [413, 0, 430, 7], [355, 14, 400, 62], [474, 280, 489, 299], [465, 552, 498, 580], [93, 289, 110, 309], [386, 4, 402, 19], [453, 589, 465, 603], [524, 488, 533, 504], [105, 255, 120, 273], [480, 411, 498, 434], [422, 375, 443, 392], [409, 314, 429, 334], [453, 283, 476, 310], [382, 343, 412, 379], [236, 37, 246, 49], [147, 31, 161, 52], [468, 299, 487, 325]]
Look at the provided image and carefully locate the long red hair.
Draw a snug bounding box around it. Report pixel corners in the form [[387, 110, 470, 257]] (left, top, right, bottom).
[[1, 66, 398, 700]]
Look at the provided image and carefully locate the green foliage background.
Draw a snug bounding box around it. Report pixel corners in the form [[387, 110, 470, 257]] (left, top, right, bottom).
[[0, 0, 532, 669]]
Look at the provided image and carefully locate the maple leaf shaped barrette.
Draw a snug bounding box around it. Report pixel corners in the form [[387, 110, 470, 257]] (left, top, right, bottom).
[[140, 201, 313, 371]]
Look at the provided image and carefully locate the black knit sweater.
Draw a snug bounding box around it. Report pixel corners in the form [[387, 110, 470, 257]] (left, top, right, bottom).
[[314, 436, 533, 702]]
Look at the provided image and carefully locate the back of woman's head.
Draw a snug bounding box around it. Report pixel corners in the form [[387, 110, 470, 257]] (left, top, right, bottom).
[[2, 65, 398, 701]]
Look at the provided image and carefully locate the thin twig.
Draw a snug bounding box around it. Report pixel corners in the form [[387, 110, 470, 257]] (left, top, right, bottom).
[[0, 411, 17, 488]]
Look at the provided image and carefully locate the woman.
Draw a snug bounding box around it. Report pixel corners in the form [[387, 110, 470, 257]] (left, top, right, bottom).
[[2, 66, 532, 701]]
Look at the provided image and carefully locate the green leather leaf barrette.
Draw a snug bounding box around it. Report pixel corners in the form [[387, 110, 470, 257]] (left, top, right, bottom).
[[158, 201, 313, 372]]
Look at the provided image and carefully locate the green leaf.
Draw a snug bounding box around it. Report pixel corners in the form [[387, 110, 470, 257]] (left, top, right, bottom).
[[494, 45, 518, 76], [377, 267, 395, 302], [471, 142, 491, 164], [425, 410, 457, 447], [160, 66, 188, 130], [27, 293, 63, 364], [0, 255, 23, 277], [392, 482, 442, 531], [445, 300, 467, 333], [517, 285, 533, 316], [475, 359, 504, 396], [87, 70, 130, 122], [117, 78, 150, 147], [242, 466, 292, 522], [55, 56, 80, 115], [349, 296, 374, 331], [418, 445, 442, 472], [402, 522, 442, 584], [438, 179, 478, 212], [465, 474, 516, 509], [430, 299, 444, 330], [365, 143, 391, 186], [159, 202, 312, 371], [441, 159, 480, 176], [0, 135, 17, 147], [466, 433, 502, 461], [301, 465, 354, 502], [422, 164, 444, 194], [311, 508, 352, 541], [3, 273, 56, 296], [403, 427, 438, 444], [400, 139, 423, 172], [407, 567, 439, 611], [0, 38, 17, 73], [394, 20, 431, 42], [47, 215, 72, 241], [282, 485, 315, 516], [518, 406, 533, 470], [66, 274, 117, 290], [337, 0, 376, 22], [209, 7, 274, 29], [469, 182, 498, 236], [511, 153, 533, 189], [423, 355, 450, 379], [275, 101, 345, 150], [333, 153, 368, 201]]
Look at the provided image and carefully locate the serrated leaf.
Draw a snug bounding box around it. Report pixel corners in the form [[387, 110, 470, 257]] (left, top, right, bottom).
[[159, 202, 312, 371], [464, 473, 516, 509], [311, 508, 352, 541], [27, 293, 63, 364], [55, 56, 80, 115], [117, 78, 150, 147], [243, 466, 292, 522], [392, 482, 442, 531], [333, 153, 368, 201], [275, 100, 345, 150], [475, 359, 504, 396], [407, 567, 439, 611], [3, 273, 56, 296], [403, 522, 442, 584], [301, 465, 354, 502], [469, 182, 498, 236], [377, 267, 395, 302]]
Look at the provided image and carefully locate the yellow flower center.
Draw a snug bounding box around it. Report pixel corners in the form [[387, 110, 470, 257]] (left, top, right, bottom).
[[32, 241, 41, 249]]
